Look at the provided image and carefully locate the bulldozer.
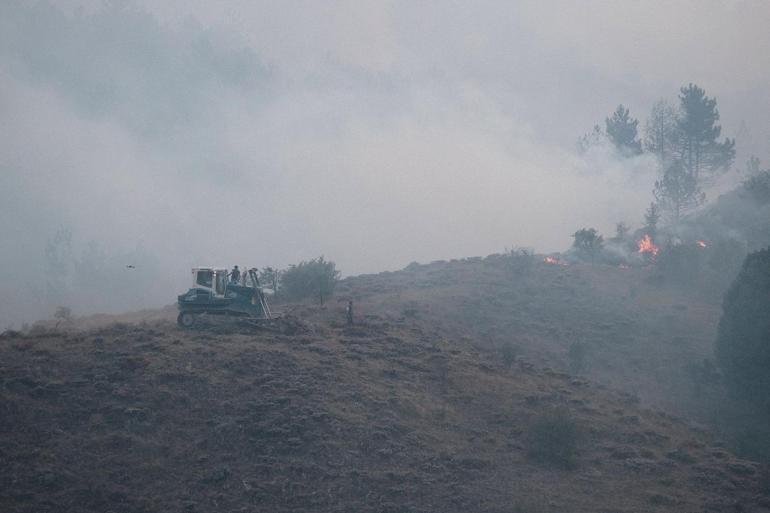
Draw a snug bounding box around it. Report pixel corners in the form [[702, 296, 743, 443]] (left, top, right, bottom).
[[177, 267, 289, 332]]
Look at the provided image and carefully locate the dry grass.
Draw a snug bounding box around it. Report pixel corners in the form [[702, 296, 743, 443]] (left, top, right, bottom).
[[0, 257, 766, 512]]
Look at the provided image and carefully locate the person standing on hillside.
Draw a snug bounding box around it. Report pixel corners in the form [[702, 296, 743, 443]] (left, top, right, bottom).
[[346, 300, 354, 325]]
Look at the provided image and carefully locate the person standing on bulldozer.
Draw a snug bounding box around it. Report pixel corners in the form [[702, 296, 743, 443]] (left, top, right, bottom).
[[230, 265, 240, 284], [240, 267, 248, 286]]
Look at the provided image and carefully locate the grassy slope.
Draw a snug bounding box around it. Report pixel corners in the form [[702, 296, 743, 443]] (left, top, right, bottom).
[[1, 257, 768, 512], [342, 256, 721, 416]]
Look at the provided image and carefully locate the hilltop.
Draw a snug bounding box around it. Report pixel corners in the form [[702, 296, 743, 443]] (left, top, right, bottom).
[[2, 255, 769, 512]]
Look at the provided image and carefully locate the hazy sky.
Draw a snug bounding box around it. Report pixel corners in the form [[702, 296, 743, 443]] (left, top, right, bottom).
[[1, 0, 769, 325]]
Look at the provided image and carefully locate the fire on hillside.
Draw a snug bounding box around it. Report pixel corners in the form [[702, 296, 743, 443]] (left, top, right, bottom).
[[637, 235, 659, 258], [543, 256, 568, 266]]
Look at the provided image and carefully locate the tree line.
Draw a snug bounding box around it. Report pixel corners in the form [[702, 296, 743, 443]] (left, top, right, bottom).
[[580, 83, 738, 225]]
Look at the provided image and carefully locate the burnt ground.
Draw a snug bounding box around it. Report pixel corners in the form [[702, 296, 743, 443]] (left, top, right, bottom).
[[2, 256, 770, 512]]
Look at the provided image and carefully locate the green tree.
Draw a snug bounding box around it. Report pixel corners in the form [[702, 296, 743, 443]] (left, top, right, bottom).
[[258, 266, 281, 294], [644, 99, 679, 163], [653, 160, 705, 225], [576, 124, 604, 153], [605, 104, 642, 155], [280, 256, 340, 305], [572, 228, 604, 263], [676, 83, 735, 183], [715, 248, 770, 411]]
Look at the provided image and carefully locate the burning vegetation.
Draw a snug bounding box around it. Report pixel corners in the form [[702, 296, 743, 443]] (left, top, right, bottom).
[[637, 234, 659, 259], [543, 255, 568, 266]]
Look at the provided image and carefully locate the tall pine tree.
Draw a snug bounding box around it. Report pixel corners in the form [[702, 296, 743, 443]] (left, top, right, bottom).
[[605, 104, 642, 156], [676, 84, 735, 182]]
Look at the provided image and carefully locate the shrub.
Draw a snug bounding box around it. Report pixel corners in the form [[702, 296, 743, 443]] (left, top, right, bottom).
[[280, 256, 340, 305], [715, 248, 770, 411], [527, 408, 580, 469], [572, 228, 603, 263]]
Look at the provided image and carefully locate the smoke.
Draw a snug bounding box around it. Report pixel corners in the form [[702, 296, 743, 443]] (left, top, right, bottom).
[[0, 1, 767, 327]]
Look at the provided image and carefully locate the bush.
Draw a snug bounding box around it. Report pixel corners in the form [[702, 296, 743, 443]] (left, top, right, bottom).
[[572, 228, 603, 263], [715, 248, 770, 411], [504, 247, 535, 275], [527, 408, 580, 469], [280, 256, 340, 305]]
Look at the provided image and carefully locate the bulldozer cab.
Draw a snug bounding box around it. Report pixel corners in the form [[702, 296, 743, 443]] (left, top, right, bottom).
[[178, 267, 275, 328], [192, 268, 228, 297]]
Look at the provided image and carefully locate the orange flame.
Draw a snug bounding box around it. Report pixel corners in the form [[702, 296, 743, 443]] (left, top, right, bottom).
[[637, 234, 659, 258], [696, 240, 708, 248], [543, 256, 567, 266]]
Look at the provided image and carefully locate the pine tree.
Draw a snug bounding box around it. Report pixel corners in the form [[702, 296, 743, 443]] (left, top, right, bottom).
[[644, 99, 679, 163], [653, 160, 705, 225], [577, 124, 604, 153], [605, 105, 642, 156], [676, 84, 735, 182]]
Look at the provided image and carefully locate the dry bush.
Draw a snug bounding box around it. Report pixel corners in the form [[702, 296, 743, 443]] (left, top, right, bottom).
[[527, 407, 581, 469]]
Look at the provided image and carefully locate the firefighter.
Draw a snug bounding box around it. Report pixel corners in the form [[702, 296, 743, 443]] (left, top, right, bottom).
[[241, 267, 248, 286], [346, 300, 354, 325]]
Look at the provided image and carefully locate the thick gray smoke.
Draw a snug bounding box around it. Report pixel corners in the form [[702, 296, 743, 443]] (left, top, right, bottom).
[[1, 1, 769, 326]]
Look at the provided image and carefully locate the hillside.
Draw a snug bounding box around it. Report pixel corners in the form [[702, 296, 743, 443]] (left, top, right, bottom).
[[341, 255, 722, 417], [2, 256, 769, 512]]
